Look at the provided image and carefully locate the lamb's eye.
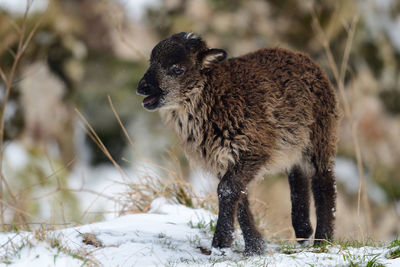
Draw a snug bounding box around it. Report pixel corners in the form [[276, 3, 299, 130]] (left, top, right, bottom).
[[171, 66, 184, 76]]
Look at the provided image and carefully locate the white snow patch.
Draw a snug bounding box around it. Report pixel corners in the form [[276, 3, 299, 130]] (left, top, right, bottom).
[[4, 241, 85, 267], [335, 157, 387, 204], [119, 0, 161, 20], [1, 200, 399, 266], [67, 163, 131, 220], [189, 168, 218, 197], [0, 0, 48, 14], [3, 142, 29, 171], [360, 0, 400, 52]]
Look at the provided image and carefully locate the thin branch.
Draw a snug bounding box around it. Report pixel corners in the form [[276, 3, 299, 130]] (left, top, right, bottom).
[[75, 108, 130, 180], [108, 95, 136, 152], [8, 19, 21, 34], [0, 0, 40, 230], [7, 48, 16, 60], [0, 68, 7, 84], [62, 187, 117, 202], [79, 183, 119, 221], [16, 157, 76, 197], [0, 173, 30, 229], [339, 15, 359, 88], [21, 16, 43, 54], [0, 198, 44, 223]]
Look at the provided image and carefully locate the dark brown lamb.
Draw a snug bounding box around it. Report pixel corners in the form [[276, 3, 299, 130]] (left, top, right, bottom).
[[136, 32, 339, 256]]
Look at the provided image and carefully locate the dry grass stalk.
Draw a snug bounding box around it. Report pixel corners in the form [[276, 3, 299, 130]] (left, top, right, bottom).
[[107, 95, 216, 213], [117, 165, 210, 214], [311, 10, 372, 241], [0, 198, 46, 224], [108, 95, 135, 152], [75, 108, 130, 181], [16, 157, 76, 198], [78, 185, 119, 221], [76, 102, 204, 215]]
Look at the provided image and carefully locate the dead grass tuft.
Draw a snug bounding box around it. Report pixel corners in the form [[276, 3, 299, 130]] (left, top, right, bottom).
[[75, 95, 217, 216], [81, 233, 103, 248]]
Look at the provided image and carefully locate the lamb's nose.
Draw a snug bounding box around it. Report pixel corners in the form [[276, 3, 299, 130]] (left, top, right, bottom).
[[138, 78, 147, 88], [136, 78, 149, 95]]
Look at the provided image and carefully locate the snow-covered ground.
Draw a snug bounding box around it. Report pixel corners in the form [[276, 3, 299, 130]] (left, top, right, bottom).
[[1, 198, 399, 267]]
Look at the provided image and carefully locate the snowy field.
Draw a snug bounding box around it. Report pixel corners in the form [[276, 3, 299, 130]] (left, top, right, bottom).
[[2, 141, 400, 266], [1, 198, 399, 267]]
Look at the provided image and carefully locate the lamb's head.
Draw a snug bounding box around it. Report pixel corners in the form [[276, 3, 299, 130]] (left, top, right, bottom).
[[136, 32, 227, 111]]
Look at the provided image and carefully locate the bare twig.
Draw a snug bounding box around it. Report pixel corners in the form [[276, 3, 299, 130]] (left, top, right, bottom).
[[75, 108, 130, 180], [6, 48, 17, 60], [17, 157, 76, 198], [0, 173, 30, 229], [79, 183, 119, 221], [0, 198, 45, 223], [108, 95, 135, 152], [339, 16, 358, 86], [0, 68, 7, 84]]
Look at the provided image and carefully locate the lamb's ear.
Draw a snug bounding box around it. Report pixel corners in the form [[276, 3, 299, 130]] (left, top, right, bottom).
[[199, 49, 227, 69]]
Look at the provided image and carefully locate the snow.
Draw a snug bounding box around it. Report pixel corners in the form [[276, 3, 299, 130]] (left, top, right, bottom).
[[189, 168, 218, 197], [3, 142, 29, 171], [0, 0, 48, 14], [361, 0, 400, 52], [67, 163, 133, 220], [119, 0, 161, 19], [335, 157, 387, 204], [1, 140, 131, 222], [1, 198, 399, 266], [4, 242, 84, 267]]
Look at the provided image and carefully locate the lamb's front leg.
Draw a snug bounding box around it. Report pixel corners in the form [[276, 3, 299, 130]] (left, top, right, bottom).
[[237, 194, 265, 256], [212, 169, 244, 250]]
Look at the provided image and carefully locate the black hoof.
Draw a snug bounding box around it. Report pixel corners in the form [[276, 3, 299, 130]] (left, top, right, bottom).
[[244, 237, 265, 257], [211, 235, 233, 250]]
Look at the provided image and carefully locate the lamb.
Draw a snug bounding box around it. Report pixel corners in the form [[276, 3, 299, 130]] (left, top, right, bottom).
[[136, 32, 339, 256]]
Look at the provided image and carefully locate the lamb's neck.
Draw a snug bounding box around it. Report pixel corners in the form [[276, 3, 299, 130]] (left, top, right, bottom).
[[163, 89, 209, 146]]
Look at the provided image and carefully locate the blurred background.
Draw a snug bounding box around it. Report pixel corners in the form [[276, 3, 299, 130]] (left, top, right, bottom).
[[0, 0, 399, 242]]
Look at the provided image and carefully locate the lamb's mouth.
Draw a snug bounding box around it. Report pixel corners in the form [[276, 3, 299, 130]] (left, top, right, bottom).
[[142, 93, 161, 110]]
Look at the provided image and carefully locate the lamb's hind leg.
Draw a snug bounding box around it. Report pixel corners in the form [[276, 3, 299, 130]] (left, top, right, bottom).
[[237, 194, 265, 256], [311, 166, 336, 245], [288, 165, 313, 245]]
